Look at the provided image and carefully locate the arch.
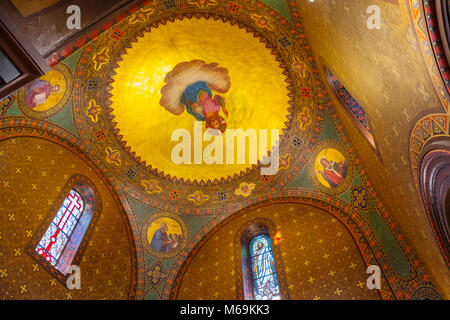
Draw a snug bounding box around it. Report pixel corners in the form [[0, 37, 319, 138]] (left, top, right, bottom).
[[418, 136, 450, 266], [0, 123, 141, 299], [28, 175, 100, 282], [423, 0, 450, 94], [408, 0, 450, 112], [169, 196, 391, 300]]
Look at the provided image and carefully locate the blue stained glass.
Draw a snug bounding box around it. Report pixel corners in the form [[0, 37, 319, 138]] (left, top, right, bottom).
[[249, 235, 281, 300], [35, 190, 84, 270], [329, 71, 374, 137]]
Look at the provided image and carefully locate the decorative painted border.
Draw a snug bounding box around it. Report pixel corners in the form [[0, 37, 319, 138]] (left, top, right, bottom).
[[423, 0, 450, 93], [0, 94, 16, 116], [409, 113, 448, 179], [168, 195, 392, 300], [408, 0, 450, 112], [0, 121, 140, 299]]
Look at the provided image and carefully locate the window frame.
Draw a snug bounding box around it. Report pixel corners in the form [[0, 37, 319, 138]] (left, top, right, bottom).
[[323, 65, 382, 160], [35, 188, 85, 271], [26, 174, 101, 285], [238, 220, 287, 300], [248, 233, 281, 300]]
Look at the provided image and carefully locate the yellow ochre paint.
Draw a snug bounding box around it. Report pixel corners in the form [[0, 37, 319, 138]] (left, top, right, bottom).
[[110, 18, 290, 181]]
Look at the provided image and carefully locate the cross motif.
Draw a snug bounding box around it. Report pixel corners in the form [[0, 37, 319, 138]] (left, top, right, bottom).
[[67, 192, 82, 212], [352, 187, 367, 209], [278, 36, 292, 48], [293, 136, 302, 147], [217, 191, 227, 201], [96, 129, 106, 141], [169, 190, 180, 200], [147, 263, 167, 287], [125, 168, 137, 180], [40, 192, 82, 262], [301, 87, 311, 99], [110, 29, 125, 40], [0, 268, 7, 278], [228, 2, 241, 13], [164, 0, 177, 9], [87, 79, 98, 91]]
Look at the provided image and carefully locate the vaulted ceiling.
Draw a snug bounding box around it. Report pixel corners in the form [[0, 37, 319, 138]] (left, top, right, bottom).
[[0, 0, 448, 299]]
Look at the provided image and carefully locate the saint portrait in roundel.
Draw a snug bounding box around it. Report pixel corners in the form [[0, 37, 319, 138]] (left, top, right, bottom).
[[142, 213, 188, 259], [314, 148, 348, 189], [160, 60, 231, 135], [25, 79, 61, 110], [18, 63, 72, 118], [148, 218, 182, 254], [24, 67, 67, 112]]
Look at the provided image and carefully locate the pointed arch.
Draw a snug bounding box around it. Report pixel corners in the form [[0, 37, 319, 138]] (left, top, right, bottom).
[[26, 175, 101, 284], [239, 221, 284, 300]]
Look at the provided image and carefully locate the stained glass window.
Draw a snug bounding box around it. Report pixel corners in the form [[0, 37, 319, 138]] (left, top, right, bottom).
[[327, 69, 377, 151], [249, 234, 281, 300], [35, 189, 84, 272]]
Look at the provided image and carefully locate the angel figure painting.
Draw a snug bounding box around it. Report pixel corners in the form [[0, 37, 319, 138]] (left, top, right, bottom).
[[160, 60, 231, 134]]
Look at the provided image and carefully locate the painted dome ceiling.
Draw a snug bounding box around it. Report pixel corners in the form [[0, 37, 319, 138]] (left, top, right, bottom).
[[69, 0, 324, 212], [109, 17, 291, 181], [1, 0, 444, 301]]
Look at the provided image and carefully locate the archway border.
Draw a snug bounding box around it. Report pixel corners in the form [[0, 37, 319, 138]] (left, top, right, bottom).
[[167, 195, 394, 300], [0, 117, 143, 299]]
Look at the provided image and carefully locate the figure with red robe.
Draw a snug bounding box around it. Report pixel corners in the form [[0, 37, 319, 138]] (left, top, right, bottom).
[[25, 79, 60, 109], [318, 157, 348, 188]]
